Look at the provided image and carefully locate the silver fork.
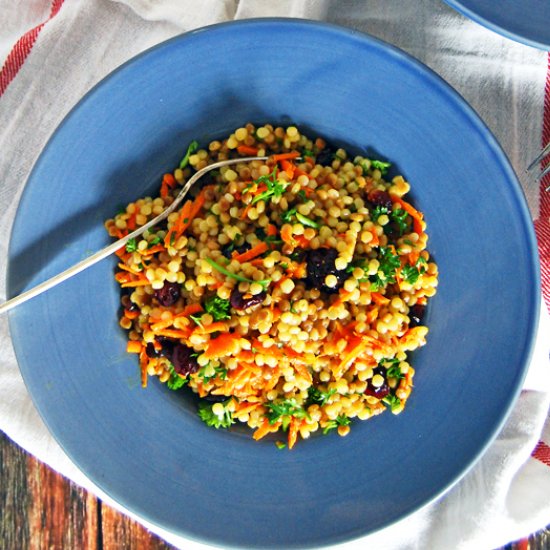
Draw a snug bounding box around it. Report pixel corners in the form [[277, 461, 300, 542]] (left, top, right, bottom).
[[0, 155, 269, 315], [527, 141, 550, 190]]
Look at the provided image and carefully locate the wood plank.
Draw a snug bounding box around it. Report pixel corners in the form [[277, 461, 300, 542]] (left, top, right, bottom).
[[101, 503, 176, 550], [25, 447, 98, 550], [0, 431, 30, 548]]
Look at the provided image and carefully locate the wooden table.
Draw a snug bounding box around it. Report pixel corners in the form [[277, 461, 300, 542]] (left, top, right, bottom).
[[1, 430, 548, 549]]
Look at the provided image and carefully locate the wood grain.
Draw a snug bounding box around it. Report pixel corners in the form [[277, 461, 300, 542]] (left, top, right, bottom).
[[1, 429, 549, 550], [0, 431, 174, 550]]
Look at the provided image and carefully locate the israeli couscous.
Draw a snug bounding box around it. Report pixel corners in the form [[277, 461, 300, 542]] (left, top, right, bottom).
[[105, 123, 438, 449]]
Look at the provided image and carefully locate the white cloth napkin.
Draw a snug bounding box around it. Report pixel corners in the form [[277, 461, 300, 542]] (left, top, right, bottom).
[[1, 1, 549, 549]]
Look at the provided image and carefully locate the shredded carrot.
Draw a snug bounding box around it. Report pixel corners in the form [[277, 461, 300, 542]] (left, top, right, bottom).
[[127, 212, 137, 231], [150, 318, 175, 332], [391, 195, 424, 235], [203, 332, 240, 360], [117, 262, 143, 276], [288, 418, 301, 449], [371, 292, 390, 306], [279, 159, 296, 179], [270, 151, 300, 162], [179, 303, 204, 317], [233, 241, 268, 263], [195, 321, 229, 335], [253, 418, 282, 441], [126, 340, 143, 354], [163, 173, 176, 188], [140, 244, 165, 256], [266, 223, 278, 236], [280, 224, 297, 247], [179, 191, 205, 235], [139, 351, 148, 388], [237, 144, 259, 156], [154, 328, 191, 340], [240, 204, 252, 220], [174, 199, 193, 234], [121, 279, 152, 288]]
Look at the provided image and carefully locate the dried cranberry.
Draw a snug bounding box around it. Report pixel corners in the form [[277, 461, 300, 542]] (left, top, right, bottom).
[[145, 342, 160, 358], [367, 189, 393, 210], [154, 282, 181, 306], [304, 248, 346, 292], [409, 304, 426, 327], [171, 344, 199, 376], [230, 288, 266, 310], [365, 366, 390, 399], [316, 147, 336, 167], [364, 384, 390, 399]]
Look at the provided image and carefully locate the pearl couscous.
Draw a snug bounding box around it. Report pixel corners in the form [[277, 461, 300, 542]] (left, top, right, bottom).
[[105, 123, 438, 449]]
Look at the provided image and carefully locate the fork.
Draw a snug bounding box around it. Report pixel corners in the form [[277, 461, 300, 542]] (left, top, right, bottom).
[[0, 155, 269, 315], [527, 141, 550, 190]]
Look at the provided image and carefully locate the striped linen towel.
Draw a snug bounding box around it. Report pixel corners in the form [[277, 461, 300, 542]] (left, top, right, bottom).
[[0, 1, 549, 548]]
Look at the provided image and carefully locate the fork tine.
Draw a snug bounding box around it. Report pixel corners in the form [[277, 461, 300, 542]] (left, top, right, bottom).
[[527, 141, 550, 172], [540, 162, 550, 185]]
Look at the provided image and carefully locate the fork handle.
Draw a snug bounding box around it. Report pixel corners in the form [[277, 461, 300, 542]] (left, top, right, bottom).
[[1, 155, 268, 315]]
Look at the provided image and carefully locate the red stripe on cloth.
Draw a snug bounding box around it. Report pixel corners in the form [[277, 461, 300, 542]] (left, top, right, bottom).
[[532, 440, 550, 466], [0, 0, 65, 97], [534, 53, 550, 313]]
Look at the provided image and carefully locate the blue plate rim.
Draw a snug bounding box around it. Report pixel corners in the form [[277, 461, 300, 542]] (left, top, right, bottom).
[[6, 17, 542, 548], [442, 0, 550, 51]]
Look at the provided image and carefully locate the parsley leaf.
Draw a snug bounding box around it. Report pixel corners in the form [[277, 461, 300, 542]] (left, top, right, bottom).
[[323, 415, 351, 434], [401, 264, 421, 285], [251, 167, 287, 205], [382, 393, 403, 413], [296, 212, 320, 229], [198, 364, 228, 383], [390, 208, 409, 235], [371, 205, 390, 222], [125, 238, 138, 253], [166, 364, 188, 391], [147, 236, 162, 248], [281, 208, 297, 224], [370, 246, 401, 290], [265, 398, 309, 426], [370, 159, 391, 175], [301, 149, 315, 157], [179, 140, 199, 169], [198, 399, 235, 429], [205, 257, 271, 290], [204, 295, 231, 321], [189, 314, 204, 327], [307, 386, 336, 406]]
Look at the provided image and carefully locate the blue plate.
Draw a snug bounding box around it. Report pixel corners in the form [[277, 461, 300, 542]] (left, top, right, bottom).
[[443, 0, 550, 50], [7, 19, 539, 548]]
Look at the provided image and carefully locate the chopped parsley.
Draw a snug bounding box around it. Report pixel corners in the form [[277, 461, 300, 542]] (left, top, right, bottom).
[[301, 148, 315, 157], [379, 358, 403, 380], [296, 212, 320, 229], [390, 208, 409, 235], [179, 140, 199, 169], [370, 159, 391, 175], [249, 167, 288, 205], [281, 208, 297, 224], [265, 398, 309, 429], [198, 364, 228, 383], [371, 205, 390, 222], [204, 295, 231, 321], [189, 313, 204, 327], [275, 441, 287, 450], [166, 364, 188, 391], [147, 236, 162, 248], [370, 246, 401, 290], [382, 393, 402, 414], [401, 264, 421, 285], [323, 415, 351, 434], [125, 238, 138, 253], [307, 386, 337, 406], [198, 399, 235, 429], [205, 257, 271, 290]]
